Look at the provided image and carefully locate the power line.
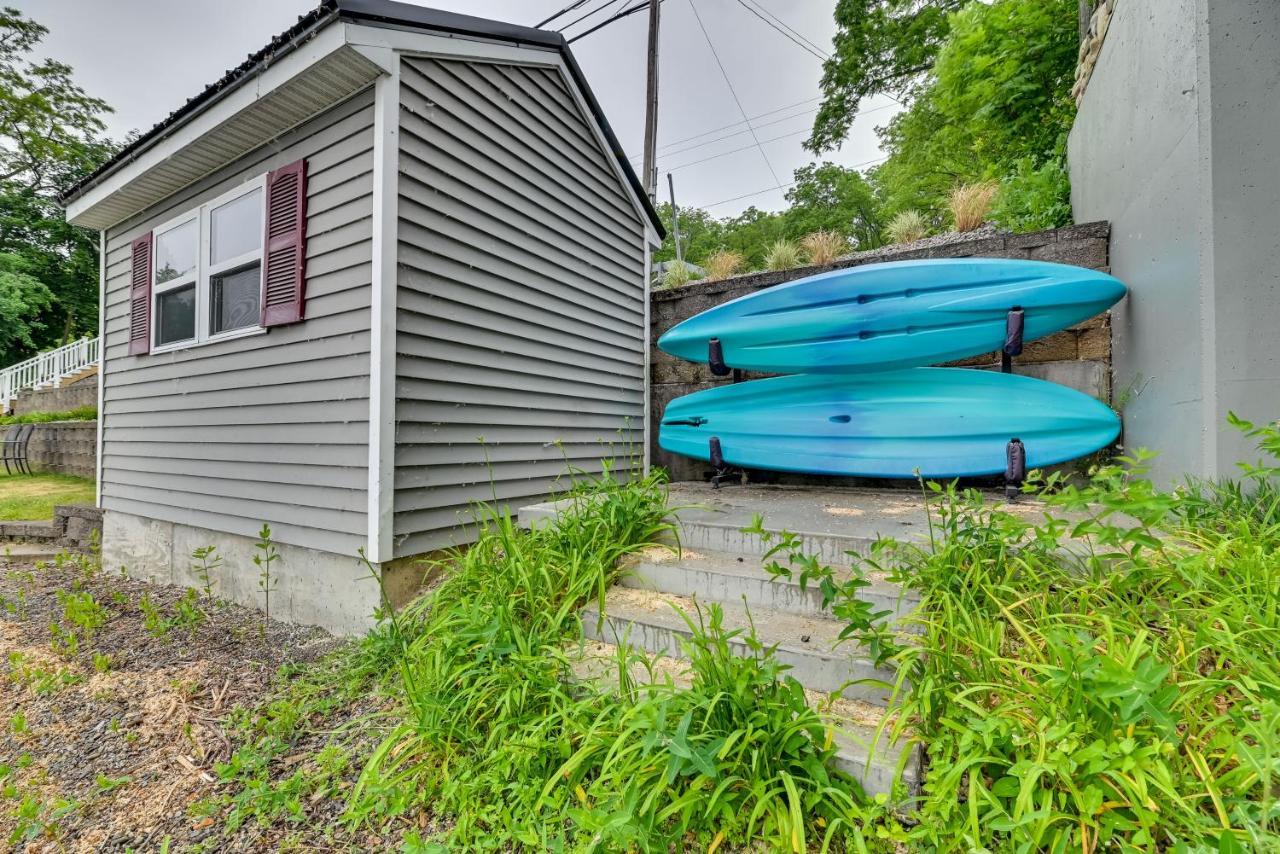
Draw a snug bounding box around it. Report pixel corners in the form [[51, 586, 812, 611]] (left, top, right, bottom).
[[565, 0, 657, 43], [695, 154, 889, 210], [656, 107, 818, 161], [733, 0, 826, 62], [647, 96, 821, 156], [556, 0, 629, 35], [739, 0, 828, 59], [687, 0, 782, 186], [666, 126, 812, 172], [535, 0, 592, 28]]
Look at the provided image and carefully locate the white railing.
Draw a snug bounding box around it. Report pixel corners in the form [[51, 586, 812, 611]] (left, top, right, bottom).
[[0, 336, 100, 412]]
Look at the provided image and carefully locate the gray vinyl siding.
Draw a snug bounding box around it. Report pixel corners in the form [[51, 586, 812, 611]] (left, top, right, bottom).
[[100, 90, 375, 556], [393, 56, 647, 556]]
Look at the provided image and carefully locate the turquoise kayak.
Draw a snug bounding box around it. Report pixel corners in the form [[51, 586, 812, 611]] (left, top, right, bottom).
[[659, 369, 1120, 478], [657, 258, 1126, 373]]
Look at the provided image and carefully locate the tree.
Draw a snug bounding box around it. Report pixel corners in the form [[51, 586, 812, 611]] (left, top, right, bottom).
[[783, 162, 884, 249], [0, 7, 115, 361], [0, 253, 54, 366], [867, 0, 1079, 227], [808, 0, 964, 153]]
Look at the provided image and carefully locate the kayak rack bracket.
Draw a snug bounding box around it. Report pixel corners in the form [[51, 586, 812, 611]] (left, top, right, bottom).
[[1001, 307, 1025, 373], [1005, 437, 1026, 500], [708, 338, 731, 377], [707, 436, 744, 489]]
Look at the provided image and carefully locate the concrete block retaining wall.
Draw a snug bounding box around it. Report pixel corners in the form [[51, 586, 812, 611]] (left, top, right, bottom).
[[23, 421, 97, 479], [649, 221, 1114, 483], [11, 373, 98, 416]]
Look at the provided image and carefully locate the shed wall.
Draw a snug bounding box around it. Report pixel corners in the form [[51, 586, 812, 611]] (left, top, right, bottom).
[[393, 55, 647, 556], [101, 90, 376, 556]]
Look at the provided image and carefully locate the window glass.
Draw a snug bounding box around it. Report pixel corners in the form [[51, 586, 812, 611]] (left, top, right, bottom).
[[210, 188, 262, 266], [154, 220, 197, 285], [156, 283, 196, 345], [210, 263, 261, 335]]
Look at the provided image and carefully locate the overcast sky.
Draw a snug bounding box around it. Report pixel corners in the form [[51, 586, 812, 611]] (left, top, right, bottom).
[[20, 0, 897, 217]]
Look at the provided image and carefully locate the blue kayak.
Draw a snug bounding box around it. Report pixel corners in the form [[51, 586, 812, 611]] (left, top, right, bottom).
[[659, 369, 1120, 478], [657, 258, 1126, 373]]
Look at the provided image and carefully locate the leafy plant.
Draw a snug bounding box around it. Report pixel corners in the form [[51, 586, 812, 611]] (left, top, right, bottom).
[[990, 154, 1072, 232], [801, 230, 850, 265], [173, 588, 206, 634], [139, 593, 169, 638], [190, 545, 221, 600], [948, 180, 997, 231], [763, 239, 803, 271], [702, 248, 744, 281], [885, 209, 928, 244], [49, 588, 107, 657], [253, 523, 280, 634]]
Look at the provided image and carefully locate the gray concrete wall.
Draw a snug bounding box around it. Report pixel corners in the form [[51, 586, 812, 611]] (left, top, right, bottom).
[[1069, 0, 1280, 483], [651, 223, 1114, 482], [101, 507, 425, 635]]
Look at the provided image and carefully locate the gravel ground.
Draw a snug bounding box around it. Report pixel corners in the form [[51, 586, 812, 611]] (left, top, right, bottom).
[[0, 551, 417, 852]]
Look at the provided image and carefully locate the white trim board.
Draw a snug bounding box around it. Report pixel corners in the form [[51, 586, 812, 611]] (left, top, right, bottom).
[[366, 57, 401, 565], [95, 231, 106, 507]]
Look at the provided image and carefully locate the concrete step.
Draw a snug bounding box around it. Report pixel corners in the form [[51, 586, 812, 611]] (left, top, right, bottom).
[[1, 542, 64, 564], [581, 587, 902, 706], [569, 639, 920, 801], [0, 520, 57, 543], [620, 544, 920, 626]]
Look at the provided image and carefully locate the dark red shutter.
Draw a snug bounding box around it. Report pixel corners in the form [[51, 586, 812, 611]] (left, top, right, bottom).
[[128, 232, 153, 355], [260, 158, 308, 327]]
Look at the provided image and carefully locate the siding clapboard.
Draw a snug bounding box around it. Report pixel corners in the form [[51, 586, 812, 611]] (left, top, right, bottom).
[[393, 57, 646, 556], [101, 90, 376, 556]]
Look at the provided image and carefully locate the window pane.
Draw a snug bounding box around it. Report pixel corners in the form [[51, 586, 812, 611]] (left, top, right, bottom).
[[155, 220, 197, 285], [211, 263, 261, 334], [210, 188, 262, 265], [156, 284, 195, 345]]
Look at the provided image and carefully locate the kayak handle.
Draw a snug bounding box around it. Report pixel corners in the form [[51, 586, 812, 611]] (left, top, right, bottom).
[[663, 416, 707, 427]]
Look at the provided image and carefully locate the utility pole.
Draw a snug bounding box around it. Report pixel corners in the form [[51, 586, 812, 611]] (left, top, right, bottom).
[[641, 0, 661, 200], [667, 172, 683, 263]]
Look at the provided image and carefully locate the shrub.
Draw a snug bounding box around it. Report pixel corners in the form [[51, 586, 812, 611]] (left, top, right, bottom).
[[948, 181, 998, 232], [800, 230, 849, 265], [702, 248, 744, 281], [763, 239, 803, 271], [991, 155, 1072, 232], [886, 209, 929, 244]]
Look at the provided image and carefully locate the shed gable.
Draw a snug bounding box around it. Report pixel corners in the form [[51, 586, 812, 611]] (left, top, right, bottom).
[[391, 56, 647, 556]]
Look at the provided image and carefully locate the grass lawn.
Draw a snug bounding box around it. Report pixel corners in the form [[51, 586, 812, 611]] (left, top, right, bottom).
[[0, 470, 95, 520]]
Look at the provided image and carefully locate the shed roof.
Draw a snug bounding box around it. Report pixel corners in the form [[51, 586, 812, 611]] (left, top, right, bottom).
[[60, 0, 664, 237]]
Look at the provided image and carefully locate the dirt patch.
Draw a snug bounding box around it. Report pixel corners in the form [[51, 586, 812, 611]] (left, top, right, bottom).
[[0, 554, 406, 851]]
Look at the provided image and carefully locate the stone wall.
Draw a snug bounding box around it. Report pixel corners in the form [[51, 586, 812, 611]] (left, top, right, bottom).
[[11, 372, 97, 416], [650, 221, 1113, 482], [26, 421, 97, 479], [1073, 0, 1116, 106]]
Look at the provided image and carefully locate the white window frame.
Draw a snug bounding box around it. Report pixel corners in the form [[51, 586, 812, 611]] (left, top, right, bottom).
[[150, 174, 268, 354]]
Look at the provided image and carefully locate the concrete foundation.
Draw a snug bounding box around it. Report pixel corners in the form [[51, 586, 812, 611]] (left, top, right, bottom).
[[102, 508, 431, 635]]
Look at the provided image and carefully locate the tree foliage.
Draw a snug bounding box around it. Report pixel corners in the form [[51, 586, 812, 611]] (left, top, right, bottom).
[[656, 162, 884, 270], [0, 7, 115, 362], [808, 0, 964, 154], [819, 0, 1079, 231], [0, 252, 55, 366]]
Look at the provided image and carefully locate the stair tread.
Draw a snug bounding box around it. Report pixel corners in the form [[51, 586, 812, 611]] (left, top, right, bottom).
[[584, 587, 863, 659], [570, 640, 919, 783], [624, 544, 919, 602]]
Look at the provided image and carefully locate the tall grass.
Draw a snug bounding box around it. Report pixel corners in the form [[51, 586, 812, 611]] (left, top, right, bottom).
[[764, 239, 803, 271], [801, 230, 850, 265], [886, 210, 929, 244], [948, 181, 998, 232], [859, 423, 1280, 851], [703, 248, 745, 281]]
